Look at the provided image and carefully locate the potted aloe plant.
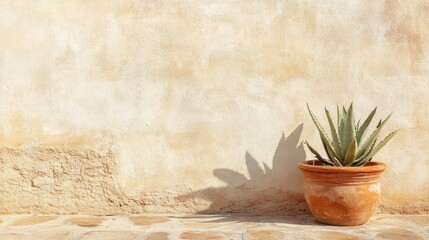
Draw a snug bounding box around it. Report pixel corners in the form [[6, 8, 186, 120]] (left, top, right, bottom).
[[298, 103, 399, 226]]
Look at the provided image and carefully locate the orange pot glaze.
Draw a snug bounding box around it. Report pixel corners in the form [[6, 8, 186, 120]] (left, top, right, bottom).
[[298, 160, 387, 226]]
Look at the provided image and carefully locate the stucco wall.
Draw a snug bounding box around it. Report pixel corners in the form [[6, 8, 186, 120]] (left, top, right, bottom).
[[0, 0, 428, 214]]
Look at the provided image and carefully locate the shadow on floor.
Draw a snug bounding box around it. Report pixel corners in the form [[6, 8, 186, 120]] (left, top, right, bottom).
[[169, 213, 322, 227], [177, 124, 309, 216]]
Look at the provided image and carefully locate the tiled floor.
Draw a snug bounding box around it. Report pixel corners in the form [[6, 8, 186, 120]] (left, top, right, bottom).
[[0, 214, 427, 239]]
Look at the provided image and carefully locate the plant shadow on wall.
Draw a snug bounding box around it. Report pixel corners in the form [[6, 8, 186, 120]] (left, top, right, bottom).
[[177, 124, 310, 218]]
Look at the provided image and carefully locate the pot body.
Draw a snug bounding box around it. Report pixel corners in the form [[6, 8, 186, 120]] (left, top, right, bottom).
[[298, 160, 386, 226]]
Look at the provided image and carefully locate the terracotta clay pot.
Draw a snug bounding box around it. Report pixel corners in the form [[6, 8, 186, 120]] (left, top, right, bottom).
[[298, 160, 386, 226]]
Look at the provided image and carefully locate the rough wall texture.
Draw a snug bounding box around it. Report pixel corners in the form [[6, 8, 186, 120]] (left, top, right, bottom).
[[0, 0, 428, 214]]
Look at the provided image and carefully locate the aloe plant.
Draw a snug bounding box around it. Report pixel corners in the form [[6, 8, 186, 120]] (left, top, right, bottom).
[[305, 103, 399, 167]]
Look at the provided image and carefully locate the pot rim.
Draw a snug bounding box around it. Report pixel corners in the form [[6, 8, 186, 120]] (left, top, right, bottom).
[[298, 159, 387, 173]]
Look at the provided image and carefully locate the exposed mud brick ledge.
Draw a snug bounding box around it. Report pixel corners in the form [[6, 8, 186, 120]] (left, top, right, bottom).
[[0, 146, 308, 215], [0, 146, 126, 214]]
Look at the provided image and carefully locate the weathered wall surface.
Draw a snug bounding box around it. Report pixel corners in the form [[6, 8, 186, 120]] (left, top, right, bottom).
[[0, 0, 428, 214]]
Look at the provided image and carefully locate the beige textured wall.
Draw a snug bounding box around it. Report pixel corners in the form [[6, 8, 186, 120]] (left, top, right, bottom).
[[0, 0, 428, 214]]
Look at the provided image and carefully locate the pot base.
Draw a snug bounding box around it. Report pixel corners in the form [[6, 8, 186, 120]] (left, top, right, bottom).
[[304, 182, 380, 226]]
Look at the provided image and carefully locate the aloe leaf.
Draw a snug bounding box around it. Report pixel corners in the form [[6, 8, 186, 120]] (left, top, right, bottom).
[[337, 105, 340, 128], [343, 138, 357, 166], [354, 157, 371, 167], [306, 141, 334, 166], [353, 138, 377, 166], [354, 139, 377, 166], [338, 106, 345, 145], [321, 138, 329, 157], [322, 139, 342, 167], [356, 119, 361, 132], [356, 107, 377, 146], [357, 113, 392, 156], [360, 129, 399, 164], [321, 137, 343, 165], [356, 136, 377, 160], [325, 108, 343, 159], [332, 156, 343, 166], [337, 105, 343, 129], [307, 104, 340, 159], [342, 103, 356, 154]]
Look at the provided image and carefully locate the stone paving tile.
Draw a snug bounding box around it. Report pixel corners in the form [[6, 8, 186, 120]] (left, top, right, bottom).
[[308, 231, 364, 240], [367, 214, 419, 228], [375, 228, 425, 240], [180, 231, 225, 240], [129, 215, 169, 226], [243, 229, 286, 240], [147, 232, 169, 240], [175, 215, 281, 231], [183, 221, 225, 228], [0, 234, 21, 240], [0, 214, 427, 240], [399, 215, 429, 226], [11, 216, 58, 226], [80, 231, 142, 240], [66, 217, 106, 227], [20, 230, 70, 240]]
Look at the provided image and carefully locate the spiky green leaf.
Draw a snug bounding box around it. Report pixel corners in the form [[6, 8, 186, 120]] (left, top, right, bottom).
[[357, 113, 392, 156], [321, 137, 344, 166], [360, 129, 399, 163], [342, 103, 356, 154], [356, 119, 361, 132], [337, 105, 340, 128], [343, 138, 357, 166], [353, 138, 377, 166], [322, 137, 342, 167], [354, 157, 370, 167], [307, 104, 340, 160], [356, 107, 377, 146], [306, 141, 334, 166], [338, 105, 345, 144], [356, 136, 377, 160], [332, 156, 343, 166], [325, 108, 343, 159]]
